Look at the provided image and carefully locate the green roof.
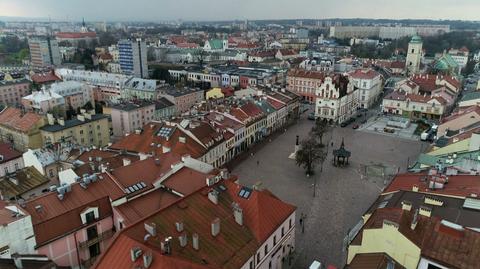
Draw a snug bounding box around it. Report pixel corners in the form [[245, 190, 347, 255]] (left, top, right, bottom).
[[434, 54, 459, 70], [208, 39, 224, 50], [410, 35, 422, 44], [461, 91, 480, 102]]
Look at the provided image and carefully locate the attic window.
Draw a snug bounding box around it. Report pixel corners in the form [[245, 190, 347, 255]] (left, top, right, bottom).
[[238, 187, 252, 199], [81, 207, 99, 225]]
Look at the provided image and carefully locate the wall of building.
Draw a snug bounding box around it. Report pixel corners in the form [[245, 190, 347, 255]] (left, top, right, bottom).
[[0, 213, 36, 258], [37, 216, 114, 269], [347, 224, 421, 269]]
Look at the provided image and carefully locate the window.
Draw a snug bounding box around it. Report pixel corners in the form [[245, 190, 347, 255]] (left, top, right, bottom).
[[269, 261, 272, 269], [14, 163, 18, 170], [289, 218, 292, 229], [264, 244, 268, 255], [282, 227, 285, 237], [257, 253, 260, 263], [88, 243, 101, 258], [48, 169, 54, 178], [80, 130, 84, 134], [249, 261, 253, 269], [4, 167, 8, 174], [85, 211, 96, 224], [86, 226, 98, 240], [273, 235, 277, 245]]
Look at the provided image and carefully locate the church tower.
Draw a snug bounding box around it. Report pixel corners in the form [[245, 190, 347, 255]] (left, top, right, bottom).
[[405, 35, 423, 75]]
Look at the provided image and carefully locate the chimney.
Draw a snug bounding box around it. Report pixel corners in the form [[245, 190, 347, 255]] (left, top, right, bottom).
[[419, 206, 432, 217], [211, 218, 220, 237], [175, 222, 184, 232], [143, 252, 153, 268], [160, 237, 172, 255], [178, 233, 187, 247], [58, 117, 65, 126], [77, 114, 85, 122], [208, 189, 219, 205], [144, 222, 156, 236], [192, 233, 199, 250], [401, 200, 412, 211], [154, 158, 161, 166], [12, 254, 22, 269], [84, 112, 92, 120], [130, 247, 143, 262], [233, 204, 243, 226], [410, 209, 419, 230], [123, 158, 131, 166], [412, 185, 419, 192], [47, 113, 55, 125]]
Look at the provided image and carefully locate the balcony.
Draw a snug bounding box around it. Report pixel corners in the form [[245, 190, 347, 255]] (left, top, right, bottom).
[[78, 228, 114, 249]]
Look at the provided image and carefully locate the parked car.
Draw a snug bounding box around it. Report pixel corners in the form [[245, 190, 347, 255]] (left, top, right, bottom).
[[307, 112, 316, 120], [352, 124, 359, 129], [340, 117, 355, 127], [384, 127, 395, 133]]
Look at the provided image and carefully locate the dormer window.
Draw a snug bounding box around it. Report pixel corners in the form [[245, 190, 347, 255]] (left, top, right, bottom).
[[81, 207, 99, 225]]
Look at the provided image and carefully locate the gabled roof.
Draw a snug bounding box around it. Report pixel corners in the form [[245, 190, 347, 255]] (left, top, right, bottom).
[[30, 72, 61, 84], [0, 166, 49, 198], [24, 173, 124, 246], [111, 122, 207, 159], [0, 107, 44, 133], [94, 179, 295, 269], [349, 69, 380, 80], [0, 142, 22, 163]]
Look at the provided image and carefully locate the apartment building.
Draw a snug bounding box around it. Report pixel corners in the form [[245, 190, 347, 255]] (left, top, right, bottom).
[[28, 37, 61, 67], [0, 142, 24, 177], [0, 79, 31, 107], [110, 101, 156, 137], [40, 111, 110, 148], [118, 39, 148, 78], [160, 87, 204, 115], [0, 107, 46, 151], [348, 69, 382, 108]]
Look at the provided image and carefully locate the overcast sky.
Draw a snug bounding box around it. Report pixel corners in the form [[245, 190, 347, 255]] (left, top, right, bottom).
[[1, 0, 479, 21]]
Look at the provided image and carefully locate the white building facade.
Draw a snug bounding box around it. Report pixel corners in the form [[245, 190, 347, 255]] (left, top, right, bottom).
[[315, 75, 359, 123]]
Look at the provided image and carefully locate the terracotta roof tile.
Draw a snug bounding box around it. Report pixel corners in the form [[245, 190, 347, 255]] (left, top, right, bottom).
[[0, 142, 22, 163], [0, 107, 44, 133]]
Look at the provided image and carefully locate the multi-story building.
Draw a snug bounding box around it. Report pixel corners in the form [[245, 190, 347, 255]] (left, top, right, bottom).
[[160, 87, 204, 115], [120, 78, 160, 100], [315, 74, 359, 123], [28, 36, 61, 67], [118, 39, 148, 78], [22, 81, 93, 114], [94, 179, 296, 269], [448, 47, 469, 69], [330, 25, 449, 39], [348, 69, 382, 108], [0, 107, 46, 151], [0, 202, 36, 259], [153, 97, 175, 120], [40, 111, 110, 148], [0, 142, 24, 177], [287, 69, 325, 103], [0, 79, 31, 107], [405, 35, 423, 75], [55, 68, 132, 103], [110, 101, 156, 137], [382, 91, 447, 120]]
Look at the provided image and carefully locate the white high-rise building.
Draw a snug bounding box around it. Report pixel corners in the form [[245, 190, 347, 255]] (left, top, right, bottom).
[[118, 39, 148, 78], [28, 37, 61, 67], [406, 35, 423, 75]]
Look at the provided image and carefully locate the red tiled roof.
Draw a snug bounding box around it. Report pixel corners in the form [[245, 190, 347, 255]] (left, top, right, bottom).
[[115, 188, 180, 226], [161, 167, 211, 196], [0, 142, 22, 164], [0, 107, 44, 133], [24, 173, 125, 246], [287, 69, 326, 80], [277, 49, 298, 56], [266, 97, 285, 110], [111, 122, 207, 159], [406, 93, 447, 105], [239, 102, 264, 120], [56, 32, 97, 39], [349, 69, 380, 80], [229, 107, 251, 124], [352, 207, 480, 269], [383, 173, 480, 198], [94, 179, 295, 269], [248, 50, 276, 58], [74, 149, 140, 176], [176, 43, 199, 48], [441, 105, 480, 123], [30, 72, 61, 84]]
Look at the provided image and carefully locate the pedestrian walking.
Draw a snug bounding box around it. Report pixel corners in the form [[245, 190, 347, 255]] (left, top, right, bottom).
[[257, 160, 259, 166]]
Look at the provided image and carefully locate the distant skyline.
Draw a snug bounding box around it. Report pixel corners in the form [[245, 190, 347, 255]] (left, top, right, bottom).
[[1, 0, 480, 22]]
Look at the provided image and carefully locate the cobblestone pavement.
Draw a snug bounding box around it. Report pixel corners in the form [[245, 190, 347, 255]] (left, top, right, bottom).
[[232, 111, 426, 268]]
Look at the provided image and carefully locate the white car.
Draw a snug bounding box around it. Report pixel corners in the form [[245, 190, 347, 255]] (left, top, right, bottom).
[[309, 260, 322, 269]]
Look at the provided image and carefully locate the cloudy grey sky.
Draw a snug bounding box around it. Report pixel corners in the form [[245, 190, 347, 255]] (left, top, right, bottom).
[[1, 0, 479, 21]]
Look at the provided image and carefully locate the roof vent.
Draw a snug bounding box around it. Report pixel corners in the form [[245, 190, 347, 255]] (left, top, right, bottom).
[[232, 203, 243, 226], [144, 222, 156, 236], [154, 158, 161, 166], [160, 237, 172, 255], [130, 247, 142, 262], [424, 196, 444, 206], [143, 252, 153, 268], [211, 218, 220, 237], [412, 185, 419, 192], [34, 205, 43, 212], [175, 222, 184, 232], [401, 200, 412, 211], [178, 233, 187, 247], [192, 233, 199, 250], [419, 206, 432, 217], [208, 189, 219, 205], [410, 209, 419, 230]]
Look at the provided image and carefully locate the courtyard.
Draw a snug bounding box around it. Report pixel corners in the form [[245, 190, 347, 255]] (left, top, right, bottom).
[[232, 110, 426, 268]]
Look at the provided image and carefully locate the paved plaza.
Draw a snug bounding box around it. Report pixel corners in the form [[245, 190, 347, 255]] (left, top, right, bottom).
[[232, 111, 426, 268], [359, 115, 420, 141]]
